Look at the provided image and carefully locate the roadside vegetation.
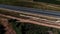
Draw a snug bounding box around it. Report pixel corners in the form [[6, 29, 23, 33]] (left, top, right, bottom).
[[0, 0, 60, 11], [34, 0, 60, 5], [0, 9, 60, 34], [8, 19, 60, 34]]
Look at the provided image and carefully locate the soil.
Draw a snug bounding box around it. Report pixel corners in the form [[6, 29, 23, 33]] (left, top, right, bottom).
[[0, 18, 16, 34]]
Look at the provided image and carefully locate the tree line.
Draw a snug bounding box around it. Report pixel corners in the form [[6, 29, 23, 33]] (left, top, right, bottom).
[[33, 0, 60, 5]]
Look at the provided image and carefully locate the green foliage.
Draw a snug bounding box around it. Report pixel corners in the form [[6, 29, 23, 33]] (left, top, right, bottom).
[[33, 0, 60, 5], [9, 20, 60, 34]]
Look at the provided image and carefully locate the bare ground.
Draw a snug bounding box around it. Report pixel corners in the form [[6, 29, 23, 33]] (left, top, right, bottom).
[[0, 18, 16, 34]]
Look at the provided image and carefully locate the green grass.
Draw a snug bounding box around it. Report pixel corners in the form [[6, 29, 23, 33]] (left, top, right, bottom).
[[6, 17, 60, 34], [10, 22, 22, 34], [10, 21, 60, 34]]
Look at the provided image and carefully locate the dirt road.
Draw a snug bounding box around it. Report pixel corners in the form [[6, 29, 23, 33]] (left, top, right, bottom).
[[0, 14, 60, 29]]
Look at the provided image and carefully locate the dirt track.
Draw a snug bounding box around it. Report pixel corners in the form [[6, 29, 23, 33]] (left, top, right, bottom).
[[0, 18, 16, 34]]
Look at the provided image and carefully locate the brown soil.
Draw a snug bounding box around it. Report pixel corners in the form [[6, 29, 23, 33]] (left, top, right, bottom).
[[0, 18, 16, 34]]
